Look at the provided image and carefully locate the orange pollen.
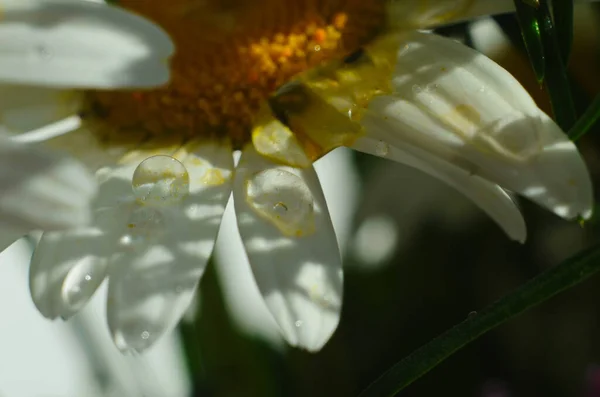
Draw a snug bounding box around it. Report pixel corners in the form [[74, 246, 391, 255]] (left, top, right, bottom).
[[85, 0, 385, 148]]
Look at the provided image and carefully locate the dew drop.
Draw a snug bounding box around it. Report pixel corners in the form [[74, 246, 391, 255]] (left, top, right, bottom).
[[245, 169, 316, 237], [375, 140, 390, 157], [468, 311, 478, 318], [132, 155, 190, 205], [141, 331, 150, 340], [295, 320, 303, 327], [412, 84, 422, 94], [61, 259, 107, 316]]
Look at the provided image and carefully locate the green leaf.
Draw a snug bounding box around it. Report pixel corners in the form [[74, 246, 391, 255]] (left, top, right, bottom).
[[358, 243, 600, 397], [513, 0, 546, 83], [536, 1, 577, 130], [569, 93, 600, 141], [513, 0, 577, 131], [551, 0, 574, 65]]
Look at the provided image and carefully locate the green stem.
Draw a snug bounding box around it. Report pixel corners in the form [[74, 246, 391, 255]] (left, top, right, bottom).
[[538, 0, 577, 130], [552, 0, 574, 66], [359, 243, 600, 397], [513, 0, 577, 130], [570, 94, 600, 141]]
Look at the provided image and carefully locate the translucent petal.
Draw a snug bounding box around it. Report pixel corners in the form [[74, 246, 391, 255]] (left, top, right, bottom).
[[361, 32, 593, 220], [29, 229, 108, 319], [0, 0, 173, 88], [213, 198, 285, 348], [233, 145, 342, 352], [0, 137, 97, 233], [106, 141, 234, 352], [386, 0, 515, 30], [353, 136, 527, 242], [0, 85, 81, 134]]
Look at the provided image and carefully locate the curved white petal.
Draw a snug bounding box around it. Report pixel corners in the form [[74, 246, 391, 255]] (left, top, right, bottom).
[[353, 136, 527, 242], [0, 0, 173, 88], [386, 0, 516, 30], [41, 126, 131, 175], [29, 229, 109, 320], [0, 137, 97, 233], [106, 141, 233, 352], [233, 145, 343, 352], [360, 32, 593, 220], [0, 85, 81, 134], [213, 198, 285, 348]]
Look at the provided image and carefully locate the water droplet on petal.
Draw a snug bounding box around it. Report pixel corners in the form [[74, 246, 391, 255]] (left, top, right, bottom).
[[375, 140, 389, 157], [295, 320, 303, 327], [132, 155, 190, 205], [113, 323, 157, 353], [61, 258, 107, 316], [245, 169, 316, 237]]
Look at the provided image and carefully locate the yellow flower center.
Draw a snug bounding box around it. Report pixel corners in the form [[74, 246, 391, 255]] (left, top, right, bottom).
[[85, 0, 385, 149]]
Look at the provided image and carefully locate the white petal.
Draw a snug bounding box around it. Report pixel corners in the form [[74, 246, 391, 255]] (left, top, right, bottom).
[[386, 0, 515, 29], [29, 229, 108, 319], [0, 85, 81, 134], [0, 137, 97, 233], [213, 198, 285, 348], [106, 141, 234, 352], [0, 0, 173, 88], [360, 32, 593, 220], [42, 125, 130, 173], [353, 136, 527, 242], [233, 145, 343, 352]]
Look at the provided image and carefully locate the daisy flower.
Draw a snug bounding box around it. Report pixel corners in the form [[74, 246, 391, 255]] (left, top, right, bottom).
[[5, 0, 593, 353]]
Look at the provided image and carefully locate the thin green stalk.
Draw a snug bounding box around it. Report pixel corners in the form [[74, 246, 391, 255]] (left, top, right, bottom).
[[552, 0, 574, 65], [570, 94, 600, 141], [537, 0, 577, 130], [513, 0, 577, 131], [513, 0, 546, 83], [359, 243, 600, 397]]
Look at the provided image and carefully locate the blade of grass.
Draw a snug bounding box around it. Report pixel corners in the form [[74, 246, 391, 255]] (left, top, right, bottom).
[[551, 0, 574, 65], [537, 0, 577, 130], [513, 0, 577, 130], [359, 243, 600, 397], [570, 94, 600, 141], [513, 0, 546, 83]]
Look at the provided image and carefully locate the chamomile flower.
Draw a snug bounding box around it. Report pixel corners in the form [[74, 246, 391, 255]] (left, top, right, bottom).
[[4, 0, 593, 352]]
